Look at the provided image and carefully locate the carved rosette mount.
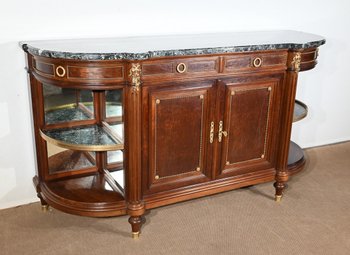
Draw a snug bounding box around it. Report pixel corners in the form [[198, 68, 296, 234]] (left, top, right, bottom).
[[129, 63, 142, 93], [291, 52, 301, 72]]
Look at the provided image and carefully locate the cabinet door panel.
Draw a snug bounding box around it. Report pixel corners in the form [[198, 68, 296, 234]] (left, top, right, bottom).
[[143, 81, 215, 194], [155, 95, 203, 177], [218, 76, 283, 177], [227, 86, 270, 163]]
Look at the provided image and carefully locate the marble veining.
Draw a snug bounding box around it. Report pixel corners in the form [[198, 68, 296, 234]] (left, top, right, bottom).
[[43, 126, 118, 146], [45, 107, 91, 124], [21, 30, 325, 61]]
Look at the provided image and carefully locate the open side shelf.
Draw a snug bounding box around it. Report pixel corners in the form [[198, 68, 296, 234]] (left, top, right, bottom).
[[293, 100, 308, 123], [287, 141, 306, 176], [36, 171, 127, 217], [40, 125, 124, 151]]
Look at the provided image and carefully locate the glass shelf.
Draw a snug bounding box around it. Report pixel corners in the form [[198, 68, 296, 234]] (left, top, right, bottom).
[[293, 100, 308, 122], [41, 125, 124, 151]]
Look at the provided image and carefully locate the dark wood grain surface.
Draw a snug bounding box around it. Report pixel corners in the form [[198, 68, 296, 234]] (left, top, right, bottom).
[[25, 44, 321, 237]]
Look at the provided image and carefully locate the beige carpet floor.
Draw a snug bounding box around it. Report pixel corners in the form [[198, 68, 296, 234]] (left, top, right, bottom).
[[1, 142, 350, 255]]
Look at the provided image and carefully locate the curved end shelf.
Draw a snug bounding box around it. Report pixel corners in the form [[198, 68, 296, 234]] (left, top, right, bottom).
[[38, 173, 126, 217], [40, 125, 124, 152], [293, 100, 308, 123], [287, 141, 306, 176]]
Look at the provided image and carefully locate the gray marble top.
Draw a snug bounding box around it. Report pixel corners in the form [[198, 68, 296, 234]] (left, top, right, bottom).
[[21, 30, 325, 61]]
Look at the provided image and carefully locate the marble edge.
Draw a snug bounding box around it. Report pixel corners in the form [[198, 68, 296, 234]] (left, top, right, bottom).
[[20, 39, 326, 61]]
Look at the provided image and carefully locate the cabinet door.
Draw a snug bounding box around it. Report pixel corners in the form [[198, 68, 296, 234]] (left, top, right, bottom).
[[142, 81, 215, 194], [217, 75, 283, 178]]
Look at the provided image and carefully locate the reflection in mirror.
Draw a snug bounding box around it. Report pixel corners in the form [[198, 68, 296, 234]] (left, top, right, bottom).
[[110, 170, 124, 189], [107, 150, 123, 164], [105, 90, 123, 118], [104, 89, 124, 144], [43, 83, 94, 124], [47, 143, 95, 174]]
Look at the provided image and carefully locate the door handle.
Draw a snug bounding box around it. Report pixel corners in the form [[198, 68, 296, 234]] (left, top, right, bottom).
[[209, 121, 215, 144], [218, 121, 228, 142]]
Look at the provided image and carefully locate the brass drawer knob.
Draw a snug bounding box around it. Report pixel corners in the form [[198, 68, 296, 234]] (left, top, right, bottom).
[[252, 57, 262, 68], [176, 63, 187, 73], [56, 66, 66, 77]]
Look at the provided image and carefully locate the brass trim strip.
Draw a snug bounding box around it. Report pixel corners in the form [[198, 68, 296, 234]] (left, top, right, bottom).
[[225, 92, 233, 164], [45, 103, 79, 112], [262, 86, 273, 158], [45, 101, 120, 113], [40, 129, 124, 152], [198, 95, 204, 169]]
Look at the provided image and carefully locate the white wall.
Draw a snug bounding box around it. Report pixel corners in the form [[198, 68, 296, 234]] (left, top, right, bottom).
[[1, 0, 349, 209]]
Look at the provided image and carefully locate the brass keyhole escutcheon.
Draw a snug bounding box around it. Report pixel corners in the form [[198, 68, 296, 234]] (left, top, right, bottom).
[[252, 57, 262, 68], [176, 63, 187, 73], [56, 66, 66, 77]]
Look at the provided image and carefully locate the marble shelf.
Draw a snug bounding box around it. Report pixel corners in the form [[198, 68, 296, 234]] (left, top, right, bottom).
[[45, 105, 92, 124], [41, 125, 124, 151]]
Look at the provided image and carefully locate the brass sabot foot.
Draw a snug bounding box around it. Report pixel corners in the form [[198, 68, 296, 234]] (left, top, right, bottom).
[[275, 195, 283, 203], [132, 231, 140, 239], [41, 205, 49, 212]]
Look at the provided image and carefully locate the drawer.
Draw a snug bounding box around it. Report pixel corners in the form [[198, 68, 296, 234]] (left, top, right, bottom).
[[224, 52, 288, 73], [31, 56, 127, 89], [142, 57, 219, 77], [66, 65, 124, 80], [33, 59, 124, 81]]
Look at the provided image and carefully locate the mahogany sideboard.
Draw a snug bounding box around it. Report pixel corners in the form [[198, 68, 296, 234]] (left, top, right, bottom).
[[21, 31, 325, 238]]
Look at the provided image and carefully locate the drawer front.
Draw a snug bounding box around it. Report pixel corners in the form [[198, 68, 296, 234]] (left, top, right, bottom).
[[34, 60, 124, 80], [31, 56, 126, 89], [142, 57, 219, 78], [224, 52, 287, 73], [66, 65, 124, 80]]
